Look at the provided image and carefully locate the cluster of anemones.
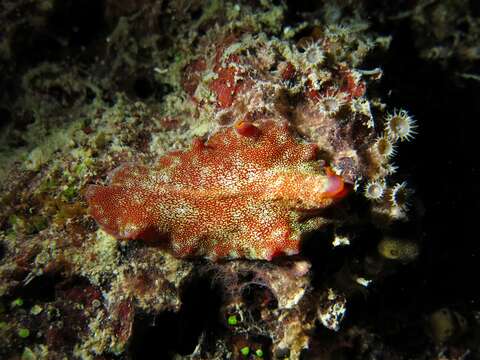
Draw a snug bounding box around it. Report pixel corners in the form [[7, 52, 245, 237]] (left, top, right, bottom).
[[364, 109, 417, 219]]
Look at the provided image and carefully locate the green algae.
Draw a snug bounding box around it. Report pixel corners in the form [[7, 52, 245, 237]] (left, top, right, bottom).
[[17, 328, 30, 338], [227, 314, 238, 326]]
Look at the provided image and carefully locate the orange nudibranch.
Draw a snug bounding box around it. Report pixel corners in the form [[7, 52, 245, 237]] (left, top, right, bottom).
[[86, 120, 352, 261]]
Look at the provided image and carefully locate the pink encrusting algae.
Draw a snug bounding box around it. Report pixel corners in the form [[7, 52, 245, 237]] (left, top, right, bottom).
[[86, 120, 347, 260]]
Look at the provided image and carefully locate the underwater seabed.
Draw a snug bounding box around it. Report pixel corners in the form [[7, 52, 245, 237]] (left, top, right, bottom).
[[0, 1, 479, 359]]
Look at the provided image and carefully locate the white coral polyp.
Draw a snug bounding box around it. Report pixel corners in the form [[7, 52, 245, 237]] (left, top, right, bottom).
[[303, 42, 325, 66], [385, 109, 417, 142], [375, 136, 396, 158], [390, 181, 411, 209], [364, 181, 385, 200], [320, 92, 348, 115]]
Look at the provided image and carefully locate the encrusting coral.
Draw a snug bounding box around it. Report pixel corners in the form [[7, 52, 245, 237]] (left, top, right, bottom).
[[86, 120, 347, 260]]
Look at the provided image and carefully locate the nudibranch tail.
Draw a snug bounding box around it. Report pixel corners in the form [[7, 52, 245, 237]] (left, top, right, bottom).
[[86, 184, 155, 240]]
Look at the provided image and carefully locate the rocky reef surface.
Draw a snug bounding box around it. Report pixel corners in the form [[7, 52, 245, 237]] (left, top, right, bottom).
[[0, 1, 479, 359]]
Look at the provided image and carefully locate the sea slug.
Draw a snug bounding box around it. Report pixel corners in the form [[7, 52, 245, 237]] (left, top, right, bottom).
[[86, 120, 347, 260]]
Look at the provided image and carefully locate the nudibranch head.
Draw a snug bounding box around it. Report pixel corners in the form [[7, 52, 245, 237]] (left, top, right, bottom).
[[235, 120, 260, 138], [324, 167, 349, 200]]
